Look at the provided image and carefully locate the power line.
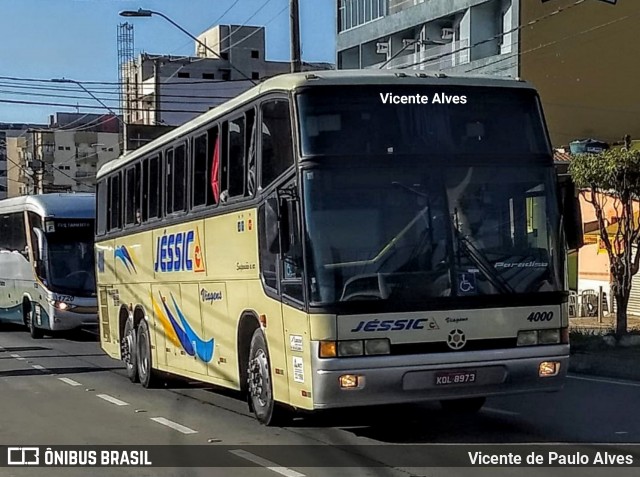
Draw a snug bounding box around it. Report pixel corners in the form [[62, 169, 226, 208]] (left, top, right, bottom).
[[0, 81, 243, 99], [0, 98, 209, 115], [0, 87, 239, 105], [465, 10, 640, 75], [0, 74, 261, 87], [223, 2, 289, 54], [396, 0, 589, 71]]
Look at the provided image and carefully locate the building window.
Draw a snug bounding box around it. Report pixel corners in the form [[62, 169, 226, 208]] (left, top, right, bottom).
[[252, 72, 260, 80], [65, 146, 71, 150], [251, 50, 260, 59], [339, 0, 385, 32], [202, 73, 215, 80], [220, 69, 231, 81], [177, 72, 190, 78], [58, 146, 64, 151]]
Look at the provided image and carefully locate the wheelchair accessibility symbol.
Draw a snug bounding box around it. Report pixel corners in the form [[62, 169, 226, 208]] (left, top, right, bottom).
[[457, 273, 476, 294]]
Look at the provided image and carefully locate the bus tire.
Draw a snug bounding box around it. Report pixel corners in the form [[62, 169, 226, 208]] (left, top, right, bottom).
[[28, 306, 44, 340], [136, 319, 158, 388], [121, 318, 138, 383], [440, 397, 486, 414], [247, 329, 290, 426]]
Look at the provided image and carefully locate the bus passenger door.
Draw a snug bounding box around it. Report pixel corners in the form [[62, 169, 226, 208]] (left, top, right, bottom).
[[279, 198, 313, 410]]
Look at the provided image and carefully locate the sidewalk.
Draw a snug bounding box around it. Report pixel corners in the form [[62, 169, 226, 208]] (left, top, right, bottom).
[[569, 314, 640, 381]]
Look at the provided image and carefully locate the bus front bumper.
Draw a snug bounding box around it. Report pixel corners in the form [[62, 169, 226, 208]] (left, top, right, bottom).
[[47, 308, 98, 331], [310, 343, 569, 409]]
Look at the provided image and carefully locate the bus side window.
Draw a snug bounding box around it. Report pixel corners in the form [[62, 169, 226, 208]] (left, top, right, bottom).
[[96, 179, 107, 234], [227, 116, 245, 199], [258, 202, 278, 291], [246, 109, 256, 197], [261, 100, 294, 189], [147, 154, 162, 220], [192, 133, 208, 208], [173, 143, 187, 213], [108, 173, 122, 231], [165, 148, 175, 214], [124, 163, 141, 226]]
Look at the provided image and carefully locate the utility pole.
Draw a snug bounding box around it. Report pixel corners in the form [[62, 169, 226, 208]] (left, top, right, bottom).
[[30, 130, 43, 195], [290, 0, 302, 72]]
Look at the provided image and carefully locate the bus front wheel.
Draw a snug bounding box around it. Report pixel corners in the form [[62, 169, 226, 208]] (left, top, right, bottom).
[[121, 318, 138, 383], [28, 305, 44, 340], [247, 329, 290, 426], [136, 320, 158, 388]]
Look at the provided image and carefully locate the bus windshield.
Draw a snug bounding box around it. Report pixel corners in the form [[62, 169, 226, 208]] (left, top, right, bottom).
[[303, 162, 562, 306], [296, 85, 550, 157], [45, 220, 96, 297]]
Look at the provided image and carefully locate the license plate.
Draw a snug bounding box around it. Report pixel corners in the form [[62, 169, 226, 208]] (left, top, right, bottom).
[[435, 370, 477, 385]]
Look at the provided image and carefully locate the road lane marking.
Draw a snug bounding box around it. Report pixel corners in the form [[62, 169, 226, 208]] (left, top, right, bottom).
[[58, 377, 82, 387], [96, 394, 129, 406], [31, 365, 48, 371], [150, 417, 197, 435], [483, 407, 520, 417], [10, 354, 22, 359], [568, 374, 640, 388], [230, 449, 305, 477]]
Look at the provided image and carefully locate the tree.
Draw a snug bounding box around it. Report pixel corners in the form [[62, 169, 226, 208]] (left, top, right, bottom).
[[569, 148, 640, 336]]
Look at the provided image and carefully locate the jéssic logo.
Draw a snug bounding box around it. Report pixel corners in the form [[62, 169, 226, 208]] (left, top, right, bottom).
[[351, 317, 439, 332]]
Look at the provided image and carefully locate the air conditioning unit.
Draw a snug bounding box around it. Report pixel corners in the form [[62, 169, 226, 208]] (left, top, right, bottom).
[[441, 28, 454, 40], [376, 42, 389, 54]]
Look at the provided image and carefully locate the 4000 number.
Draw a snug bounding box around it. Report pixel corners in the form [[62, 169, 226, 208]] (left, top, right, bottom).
[[527, 311, 554, 322]]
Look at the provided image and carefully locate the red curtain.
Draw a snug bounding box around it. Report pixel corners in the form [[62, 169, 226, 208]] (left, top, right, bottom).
[[210, 136, 220, 203]]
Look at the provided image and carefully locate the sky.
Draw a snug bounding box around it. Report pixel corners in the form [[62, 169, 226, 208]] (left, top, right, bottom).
[[0, 0, 336, 124]]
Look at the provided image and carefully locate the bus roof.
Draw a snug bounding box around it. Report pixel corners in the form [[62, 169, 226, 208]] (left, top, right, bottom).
[[98, 69, 535, 178], [0, 193, 95, 218]]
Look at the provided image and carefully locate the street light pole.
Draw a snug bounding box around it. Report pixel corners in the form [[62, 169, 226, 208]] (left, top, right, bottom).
[[119, 8, 257, 84]]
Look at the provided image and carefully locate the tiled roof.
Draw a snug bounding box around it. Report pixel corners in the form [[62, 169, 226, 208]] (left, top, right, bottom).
[[554, 151, 572, 163]]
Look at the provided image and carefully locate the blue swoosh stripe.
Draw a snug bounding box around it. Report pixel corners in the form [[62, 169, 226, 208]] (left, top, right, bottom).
[[160, 295, 195, 356], [171, 294, 214, 363]]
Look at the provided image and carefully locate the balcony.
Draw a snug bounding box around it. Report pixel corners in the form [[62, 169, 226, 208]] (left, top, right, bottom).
[[368, 39, 470, 70], [76, 170, 96, 181]]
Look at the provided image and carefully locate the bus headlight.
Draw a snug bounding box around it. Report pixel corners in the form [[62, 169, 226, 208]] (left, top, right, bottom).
[[338, 340, 364, 357], [539, 329, 561, 344], [364, 338, 390, 355], [48, 299, 76, 311], [517, 329, 564, 346], [517, 330, 538, 346]]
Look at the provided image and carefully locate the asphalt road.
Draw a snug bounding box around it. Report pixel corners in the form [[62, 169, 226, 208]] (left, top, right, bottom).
[[1, 323, 639, 477]]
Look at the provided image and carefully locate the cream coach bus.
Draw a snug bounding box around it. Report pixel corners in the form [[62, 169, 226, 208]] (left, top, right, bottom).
[[0, 194, 97, 338], [96, 70, 582, 425]]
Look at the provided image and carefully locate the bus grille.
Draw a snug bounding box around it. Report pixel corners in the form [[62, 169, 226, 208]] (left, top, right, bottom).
[[390, 338, 517, 355]]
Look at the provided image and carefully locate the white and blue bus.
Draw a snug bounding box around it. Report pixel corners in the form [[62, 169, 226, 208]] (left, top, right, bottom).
[[0, 194, 97, 338]]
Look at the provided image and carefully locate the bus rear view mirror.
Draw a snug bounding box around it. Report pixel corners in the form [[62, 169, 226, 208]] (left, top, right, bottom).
[[32, 227, 49, 279], [558, 177, 583, 250]]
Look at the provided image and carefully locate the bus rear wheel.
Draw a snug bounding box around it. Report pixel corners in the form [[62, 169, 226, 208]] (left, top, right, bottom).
[[136, 320, 158, 388], [247, 329, 290, 426], [121, 318, 138, 383], [440, 397, 486, 414]]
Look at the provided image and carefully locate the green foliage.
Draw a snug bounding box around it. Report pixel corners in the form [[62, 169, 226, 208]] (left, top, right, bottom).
[[569, 149, 640, 195]]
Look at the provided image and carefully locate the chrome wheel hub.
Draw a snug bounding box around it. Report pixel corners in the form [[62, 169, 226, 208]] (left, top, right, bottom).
[[248, 349, 270, 407]]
